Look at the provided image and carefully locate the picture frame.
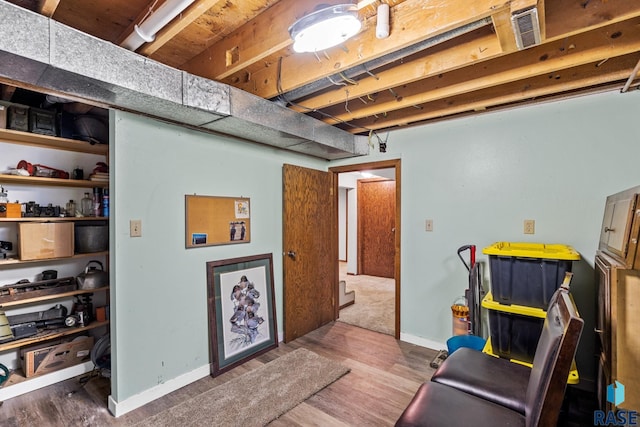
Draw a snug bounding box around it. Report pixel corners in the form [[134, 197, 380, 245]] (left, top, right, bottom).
[[206, 253, 278, 377]]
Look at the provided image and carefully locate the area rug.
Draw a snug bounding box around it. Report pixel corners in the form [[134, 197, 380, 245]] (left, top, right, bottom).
[[338, 276, 395, 336], [134, 348, 349, 427]]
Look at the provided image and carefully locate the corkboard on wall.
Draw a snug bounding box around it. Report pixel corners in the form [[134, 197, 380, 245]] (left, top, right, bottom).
[[185, 195, 250, 248]]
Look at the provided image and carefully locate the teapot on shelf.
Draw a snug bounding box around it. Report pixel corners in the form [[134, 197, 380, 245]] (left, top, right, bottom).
[[76, 260, 109, 290]]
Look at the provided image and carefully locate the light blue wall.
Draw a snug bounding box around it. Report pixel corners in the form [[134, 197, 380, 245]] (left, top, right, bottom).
[[110, 111, 325, 401], [111, 88, 640, 401], [339, 89, 640, 385]]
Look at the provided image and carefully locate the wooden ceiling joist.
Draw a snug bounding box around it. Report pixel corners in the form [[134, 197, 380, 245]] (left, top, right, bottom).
[[139, 0, 225, 56], [291, 28, 502, 112], [344, 53, 639, 132], [37, 0, 60, 17], [223, 0, 510, 99], [322, 18, 640, 124]]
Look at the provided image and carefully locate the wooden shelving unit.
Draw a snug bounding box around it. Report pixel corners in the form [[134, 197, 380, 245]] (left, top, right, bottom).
[[0, 251, 108, 268], [0, 128, 108, 155], [0, 97, 111, 401], [0, 174, 108, 189], [0, 217, 108, 223], [0, 320, 110, 352], [0, 286, 109, 309]]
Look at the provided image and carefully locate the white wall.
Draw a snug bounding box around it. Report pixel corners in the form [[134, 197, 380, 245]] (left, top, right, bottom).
[[110, 111, 326, 406], [339, 173, 359, 274], [332, 89, 640, 385], [338, 187, 347, 261]]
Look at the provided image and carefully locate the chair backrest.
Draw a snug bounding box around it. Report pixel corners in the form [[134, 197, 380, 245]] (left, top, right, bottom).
[[524, 273, 584, 427]]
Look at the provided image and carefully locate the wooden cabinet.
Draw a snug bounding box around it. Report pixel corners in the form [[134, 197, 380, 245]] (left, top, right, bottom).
[[596, 185, 640, 412], [0, 126, 110, 399], [598, 186, 640, 268]]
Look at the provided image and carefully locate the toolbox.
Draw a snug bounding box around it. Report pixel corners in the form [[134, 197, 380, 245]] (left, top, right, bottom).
[[29, 107, 57, 136], [7, 104, 29, 132]]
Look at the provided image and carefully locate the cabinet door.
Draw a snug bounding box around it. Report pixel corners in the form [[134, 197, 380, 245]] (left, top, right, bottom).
[[595, 255, 610, 358], [598, 353, 611, 412], [600, 193, 637, 260], [614, 269, 640, 411]]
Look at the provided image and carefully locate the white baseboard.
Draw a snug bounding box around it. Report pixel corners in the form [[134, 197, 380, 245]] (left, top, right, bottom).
[[399, 332, 446, 351], [108, 364, 210, 417], [0, 361, 94, 401]]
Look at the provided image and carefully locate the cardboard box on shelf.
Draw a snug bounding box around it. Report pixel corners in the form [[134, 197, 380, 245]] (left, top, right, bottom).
[[21, 336, 94, 378], [18, 222, 74, 260]]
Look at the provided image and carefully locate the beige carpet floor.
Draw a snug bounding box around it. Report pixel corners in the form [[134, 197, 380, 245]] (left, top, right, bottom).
[[338, 264, 395, 336], [133, 348, 349, 427]]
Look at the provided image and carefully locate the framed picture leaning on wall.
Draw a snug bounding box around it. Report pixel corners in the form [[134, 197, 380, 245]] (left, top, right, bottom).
[[206, 253, 277, 376]]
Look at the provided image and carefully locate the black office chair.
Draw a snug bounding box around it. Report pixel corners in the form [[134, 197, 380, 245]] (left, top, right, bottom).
[[395, 283, 583, 427]]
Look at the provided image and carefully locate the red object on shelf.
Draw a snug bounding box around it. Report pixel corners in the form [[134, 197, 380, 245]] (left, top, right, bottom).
[[16, 160, 70, 179]]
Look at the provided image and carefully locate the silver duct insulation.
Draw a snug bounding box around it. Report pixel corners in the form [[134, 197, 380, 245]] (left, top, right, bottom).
[[0, 1, 368, 160]]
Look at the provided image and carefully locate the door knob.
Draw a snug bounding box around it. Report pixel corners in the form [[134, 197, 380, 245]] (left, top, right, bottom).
[[604, 227, 615, 232], [286, 251, 297, 259]]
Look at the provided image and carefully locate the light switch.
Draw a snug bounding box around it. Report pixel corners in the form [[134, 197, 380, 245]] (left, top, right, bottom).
[[425, 219, 433, 232], [130, 220, 142, 237]]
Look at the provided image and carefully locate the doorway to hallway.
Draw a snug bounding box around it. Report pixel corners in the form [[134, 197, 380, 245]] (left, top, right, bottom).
[[330, 160, 401, 338]]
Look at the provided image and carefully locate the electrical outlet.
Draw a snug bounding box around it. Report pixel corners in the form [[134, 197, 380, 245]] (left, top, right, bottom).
[[425, 219, 433, 232], [524, 219, 535, 234], [130, 219, 142, 237]]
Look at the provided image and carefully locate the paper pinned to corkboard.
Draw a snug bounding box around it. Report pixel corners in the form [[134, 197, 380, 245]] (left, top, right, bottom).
[[185, 195, 251, 248]]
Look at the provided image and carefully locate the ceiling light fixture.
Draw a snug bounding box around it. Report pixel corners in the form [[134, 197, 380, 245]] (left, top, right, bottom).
[[289, 4, 362, 53]]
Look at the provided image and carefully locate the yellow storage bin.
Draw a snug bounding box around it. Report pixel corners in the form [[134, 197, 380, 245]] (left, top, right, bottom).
[[482, 292, 545, 364], [483, 242, 580, 309], [482, 339, 579, 385]]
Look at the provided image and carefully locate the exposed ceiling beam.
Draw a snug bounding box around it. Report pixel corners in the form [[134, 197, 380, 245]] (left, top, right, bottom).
[[490, 7, 518, 53], [321, 18, 640, 124], [115, 0, 170, 46], [221, 0, 510, 99], [37, 0, 60, 17], [182, 0, 340, 80], [138, 0, 225, 56], [182, 0, 392, 81], [291, 29, 502, 112], [300, 0, 640, 115], [346, 53, 638, 132], [545, 0, 639, 40]]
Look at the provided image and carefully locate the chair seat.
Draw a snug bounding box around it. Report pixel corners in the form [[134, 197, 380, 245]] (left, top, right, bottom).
[[430, 347, 531, 414], [395, 382, 526, 427]]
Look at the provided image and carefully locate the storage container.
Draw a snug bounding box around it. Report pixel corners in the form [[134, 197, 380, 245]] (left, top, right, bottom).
[[29, 107, 57, 136], [482, 292, 546, 363], [18, 222, 74, 260], [483, 242, 580, 309], [74, 222, 108, 253], [7, 103, 29, 132], [21, 336, 94, 378]]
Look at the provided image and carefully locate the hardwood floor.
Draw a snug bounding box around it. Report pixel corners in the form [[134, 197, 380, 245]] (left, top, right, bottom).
[[0, 322, 438, 426]]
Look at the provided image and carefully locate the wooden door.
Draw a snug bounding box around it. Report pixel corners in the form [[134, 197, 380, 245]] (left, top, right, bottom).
[[282, 164, 336, 342], [358, 179, 395, 278]]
